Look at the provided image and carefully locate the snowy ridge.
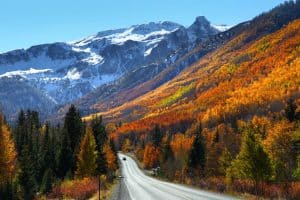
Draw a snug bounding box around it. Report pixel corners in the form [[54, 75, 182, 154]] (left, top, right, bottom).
[[212, 24, 233, 32], [0, 68, 52, 78], [0, 17, 220, 119]]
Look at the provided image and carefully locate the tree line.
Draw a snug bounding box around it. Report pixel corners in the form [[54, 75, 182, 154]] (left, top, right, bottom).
[[119, 99, 300, 198], [0, 105, 118, 199]]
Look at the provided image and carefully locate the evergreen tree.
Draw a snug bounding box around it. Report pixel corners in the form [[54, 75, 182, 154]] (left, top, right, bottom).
[[37, 122, 55, 186], [97, 150, 107, 175], [40, 168, 53, 194], [14, 110, 26, 153], [91, 115, 108, 174], [285, 98, 298, 122], [76, 128, 98, 178], [91, 115, 107, 148], [18, 145, 37, 200], [152, 124, 162, 147], [56, 129, 73, 179], [187, 131, 206, 176], [229, 124, 272, 193], [64, 105, 83, 155]]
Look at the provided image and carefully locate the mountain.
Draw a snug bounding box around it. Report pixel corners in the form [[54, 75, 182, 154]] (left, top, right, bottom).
[[81, 1, 300, 134], [0, 17, 219, 120], [67, 1, 300, 121]]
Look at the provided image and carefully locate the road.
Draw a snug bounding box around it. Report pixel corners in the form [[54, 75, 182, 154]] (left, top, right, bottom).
[[117, 153, 239, 200]]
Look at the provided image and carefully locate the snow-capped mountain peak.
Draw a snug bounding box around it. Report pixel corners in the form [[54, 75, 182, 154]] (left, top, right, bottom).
[[71, 21, 181, 47], [0, 17, 220, 120]]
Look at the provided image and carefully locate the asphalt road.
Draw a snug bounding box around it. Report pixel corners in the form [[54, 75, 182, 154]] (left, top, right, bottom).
[[117, 153, 239, 200]]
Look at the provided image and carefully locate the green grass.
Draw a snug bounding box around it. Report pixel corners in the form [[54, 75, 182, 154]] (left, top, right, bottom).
[[157, 83, 194, 107]]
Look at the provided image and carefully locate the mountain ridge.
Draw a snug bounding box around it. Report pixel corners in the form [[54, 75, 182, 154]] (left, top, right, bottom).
[[0, 16, 220, 121]]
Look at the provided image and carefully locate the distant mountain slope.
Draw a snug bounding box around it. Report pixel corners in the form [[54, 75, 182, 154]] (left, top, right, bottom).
[[0, 18, 219, 120], [74, 1, 300, 121], [0, 77, 56, 120], [61, 20, 246, 118], [88, 3, 300, 135]]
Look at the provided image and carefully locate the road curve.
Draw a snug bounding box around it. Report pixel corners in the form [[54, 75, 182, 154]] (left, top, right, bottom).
[[118, 153, 239, 200]]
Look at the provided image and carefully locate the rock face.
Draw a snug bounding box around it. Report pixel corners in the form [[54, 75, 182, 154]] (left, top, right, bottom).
[[0, 16, 220, 120]]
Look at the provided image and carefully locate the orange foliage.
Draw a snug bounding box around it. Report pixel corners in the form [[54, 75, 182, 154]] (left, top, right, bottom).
[[110, 19, 300, 137], [103, 143, 117, 171], [170, 134, 194, 159], [143, 144, 160, 169], [0, 119, 17, 184]]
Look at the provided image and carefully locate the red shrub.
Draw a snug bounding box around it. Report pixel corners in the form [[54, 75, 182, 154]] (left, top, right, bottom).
[[48, 177, 98, 200]]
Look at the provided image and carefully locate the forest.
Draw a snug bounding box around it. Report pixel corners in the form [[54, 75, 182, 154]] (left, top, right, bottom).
[[0, 105, 118, 199], [116, 96, 300, 199], [108, 3, 300, 199]]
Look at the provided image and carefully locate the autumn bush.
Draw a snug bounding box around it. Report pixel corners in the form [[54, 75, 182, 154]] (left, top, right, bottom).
[[48, 177, 99, 200]]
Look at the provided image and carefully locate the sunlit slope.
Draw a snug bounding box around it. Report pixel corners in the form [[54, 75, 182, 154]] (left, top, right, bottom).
[[97, 19, 300, 135]]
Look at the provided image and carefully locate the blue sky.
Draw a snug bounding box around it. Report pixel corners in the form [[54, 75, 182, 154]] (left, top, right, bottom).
[[0, 0, 286, 52]]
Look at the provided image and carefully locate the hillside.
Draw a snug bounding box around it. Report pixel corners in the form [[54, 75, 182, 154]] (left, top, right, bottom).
[[97, 6, 300, 199], [0, 17, 220, 121], [83, 1, 300, 126], [92, 10, 300, 136]]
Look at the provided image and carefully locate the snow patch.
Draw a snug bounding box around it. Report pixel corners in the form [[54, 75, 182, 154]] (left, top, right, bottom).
[[144, 44, 158, 57], [0, 68, 52, 78], [72, 27, 178, 47], [64, 68, 81, 80], [212, 24, 233, 32], [82, 52, 104, 65], [72, 47, 104, 65]]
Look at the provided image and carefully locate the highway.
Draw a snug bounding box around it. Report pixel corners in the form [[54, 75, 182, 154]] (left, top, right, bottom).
[[117, 153, 239, 200]]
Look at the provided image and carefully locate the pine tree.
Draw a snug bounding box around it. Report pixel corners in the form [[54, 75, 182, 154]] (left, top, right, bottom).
[[14, 110, 26, 153], [229, 124, 272, 194], [56, 129, 73, 179], [64, 105, 83, 155], [152, 124, 162, 147], [40, 168, 53, 194], [37, 122, 55, 186], [18, 145, 37, 200], [91, 115, 107, 148], [97, 150, 107, 175], [187, 131, 206, 176], [285, 98, 298, 122], [91, 115, 108, 174], [76, 128, 98, 178]]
